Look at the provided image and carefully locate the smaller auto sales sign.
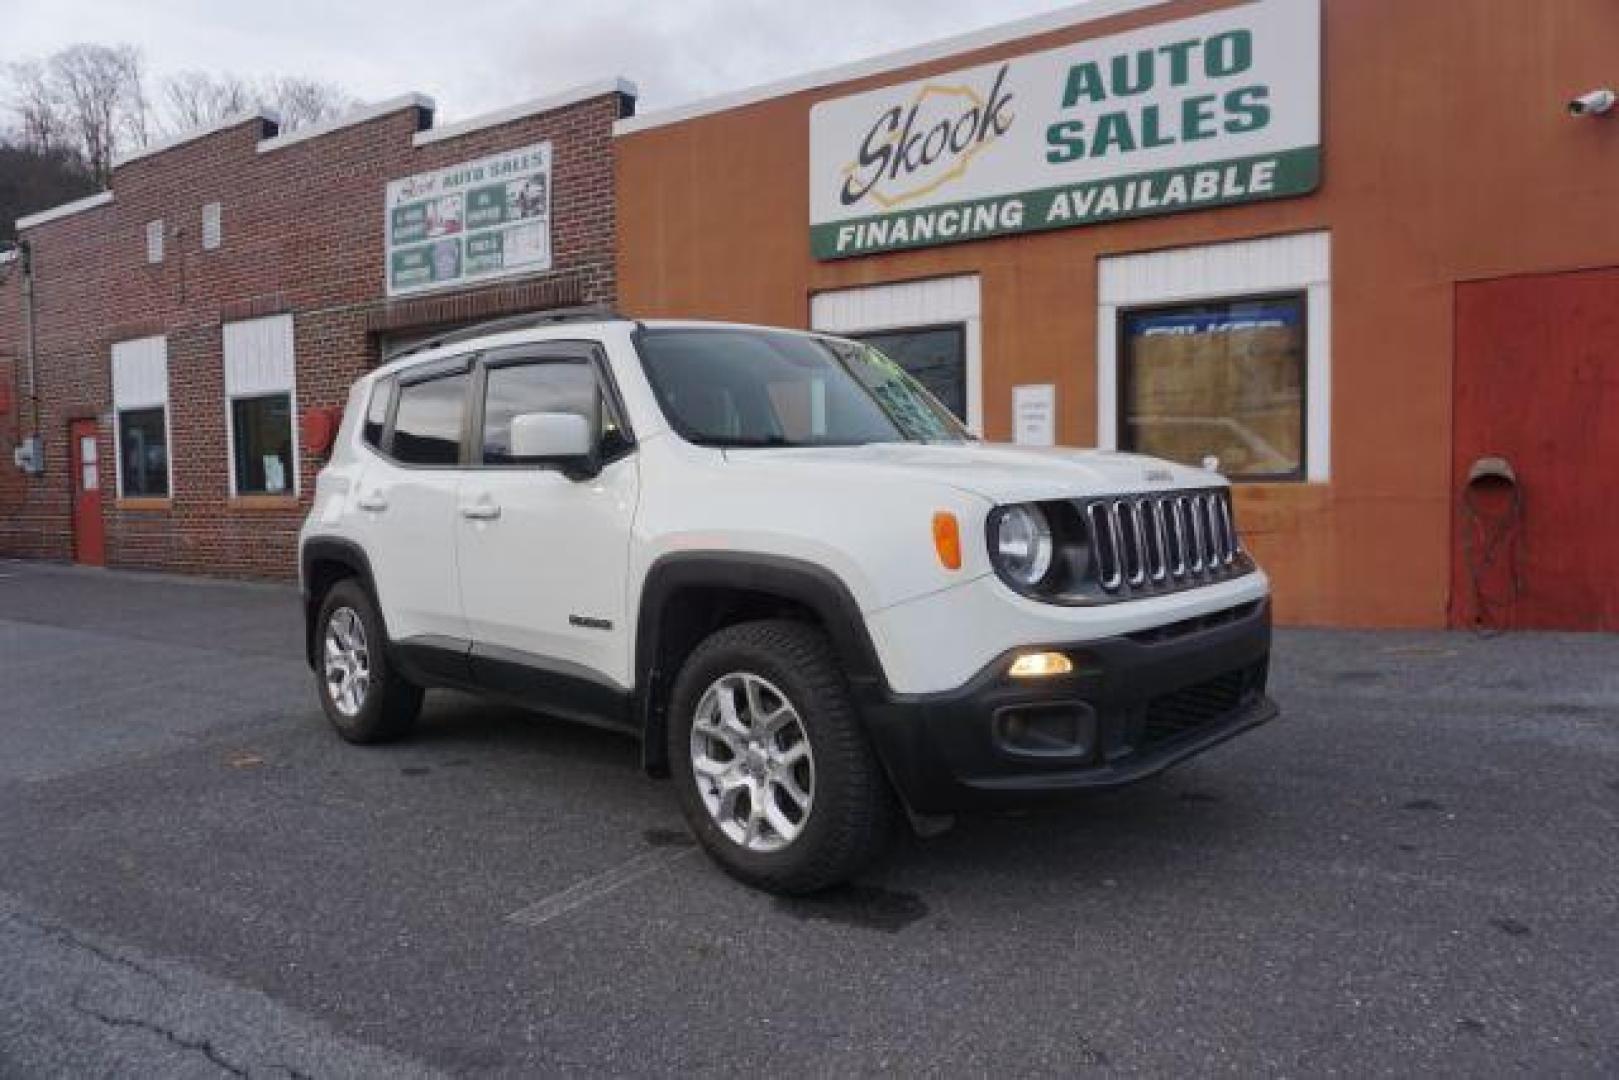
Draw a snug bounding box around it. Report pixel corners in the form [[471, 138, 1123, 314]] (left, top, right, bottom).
[[385, 143, 552, 296], [809, 0, 1319, 260]]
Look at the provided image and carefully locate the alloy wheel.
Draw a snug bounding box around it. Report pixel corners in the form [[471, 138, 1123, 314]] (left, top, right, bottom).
[[689, 672, 815, 853], [323, 607, 371, 718]]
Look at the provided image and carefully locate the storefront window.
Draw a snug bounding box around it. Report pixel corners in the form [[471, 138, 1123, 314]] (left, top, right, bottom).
[[231, 393, 294, 494], [1120, 294, 1306, 481], [117, 407, 169, 497], [845, 325, 967, 421]]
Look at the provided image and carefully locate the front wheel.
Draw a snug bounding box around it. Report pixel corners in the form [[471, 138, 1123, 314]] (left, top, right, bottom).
[[668, 620, 894, 894]]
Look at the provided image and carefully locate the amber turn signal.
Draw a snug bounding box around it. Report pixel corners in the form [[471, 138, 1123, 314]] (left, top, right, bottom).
[[1008, 651, 1075, 678], [932, 511, 962, 570]]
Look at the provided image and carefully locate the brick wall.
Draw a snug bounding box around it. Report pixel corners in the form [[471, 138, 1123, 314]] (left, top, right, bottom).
[[0, 90, 626, 578]]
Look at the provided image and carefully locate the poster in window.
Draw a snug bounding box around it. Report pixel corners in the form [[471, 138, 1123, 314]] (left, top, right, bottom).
[[1122, 299, 1304, 480]]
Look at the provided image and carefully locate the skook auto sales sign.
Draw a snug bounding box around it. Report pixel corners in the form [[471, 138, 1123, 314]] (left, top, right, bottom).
[[809, 0, 1319, 260]]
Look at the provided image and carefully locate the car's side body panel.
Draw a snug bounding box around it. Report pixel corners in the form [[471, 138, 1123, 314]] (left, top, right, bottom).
[[456, 445, 641, 689]]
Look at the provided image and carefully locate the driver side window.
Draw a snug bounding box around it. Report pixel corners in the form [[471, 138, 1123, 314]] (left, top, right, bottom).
[[480, 360, 624, 466]]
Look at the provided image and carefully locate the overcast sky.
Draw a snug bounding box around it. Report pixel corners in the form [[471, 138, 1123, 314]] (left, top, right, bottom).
[[4, 0, 1084, 124]]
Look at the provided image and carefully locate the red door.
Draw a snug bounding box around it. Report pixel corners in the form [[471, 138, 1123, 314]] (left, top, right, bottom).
[[1452, 269, 1619, 630], [69, 419, 106, 567]]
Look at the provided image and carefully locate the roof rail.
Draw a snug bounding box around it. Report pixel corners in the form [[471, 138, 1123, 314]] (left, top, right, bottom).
[[382, 304, 628, 362]]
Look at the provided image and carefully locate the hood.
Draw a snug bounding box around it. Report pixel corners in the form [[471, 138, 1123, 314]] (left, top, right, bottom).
[[721, 442, 1223, 503]]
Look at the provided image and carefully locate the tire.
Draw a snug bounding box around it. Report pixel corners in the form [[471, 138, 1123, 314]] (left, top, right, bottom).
[[314, 579, 423, 744], [668, 619, 895, 894]]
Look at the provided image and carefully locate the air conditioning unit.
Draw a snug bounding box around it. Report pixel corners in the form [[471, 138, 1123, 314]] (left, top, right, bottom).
[[13, 436, 42, 475]]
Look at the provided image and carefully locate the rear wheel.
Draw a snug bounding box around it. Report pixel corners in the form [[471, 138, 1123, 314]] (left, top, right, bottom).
[[315, 579, 423, 744], [668, 619, 894, 894]]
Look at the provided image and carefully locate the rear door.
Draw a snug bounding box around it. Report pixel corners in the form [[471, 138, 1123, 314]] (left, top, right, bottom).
[[455, 344, 639, 711], [355, 356, 473, 656]]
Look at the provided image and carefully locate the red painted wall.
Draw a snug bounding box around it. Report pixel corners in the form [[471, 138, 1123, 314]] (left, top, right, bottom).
[[1452, 269, 1619, 631]]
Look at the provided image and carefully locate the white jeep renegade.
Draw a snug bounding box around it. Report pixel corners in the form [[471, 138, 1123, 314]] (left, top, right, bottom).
[[299, 310, 1278, 893]]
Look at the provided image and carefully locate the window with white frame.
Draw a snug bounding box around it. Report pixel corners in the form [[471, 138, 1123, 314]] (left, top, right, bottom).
[[111, 336, 172, 498], [1098, 232, 1331, 484], [811, 275, 983, 434], [223, 314, 298, 496]]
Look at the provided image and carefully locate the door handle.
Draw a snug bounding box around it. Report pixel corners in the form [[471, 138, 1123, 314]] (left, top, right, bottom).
[[357, 491, 389, 512], [460, 501, 502, 522]]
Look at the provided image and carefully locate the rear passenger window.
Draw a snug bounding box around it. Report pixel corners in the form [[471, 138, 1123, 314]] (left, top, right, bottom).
[[363, 378, 394, 450], [392, 372, 468, 466]]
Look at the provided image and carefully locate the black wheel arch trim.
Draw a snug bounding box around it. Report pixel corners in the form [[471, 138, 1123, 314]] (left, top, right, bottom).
[[299, 538, 381, 670], [634, 552, 891, 775]]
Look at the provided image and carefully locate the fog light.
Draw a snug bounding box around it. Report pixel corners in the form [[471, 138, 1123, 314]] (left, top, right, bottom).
[[1008, 651, 1073, 678]]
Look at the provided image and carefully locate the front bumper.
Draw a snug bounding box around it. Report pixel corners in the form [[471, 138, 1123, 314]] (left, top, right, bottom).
[[861, 598, 1278, 814]]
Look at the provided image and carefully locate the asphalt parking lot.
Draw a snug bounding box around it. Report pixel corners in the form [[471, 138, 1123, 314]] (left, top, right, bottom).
[[0, 559, 1615, 1077]]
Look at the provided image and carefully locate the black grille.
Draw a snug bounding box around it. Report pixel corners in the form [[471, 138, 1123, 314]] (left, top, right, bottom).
[[1080, 489, 1246, 599], [1128, 601, 1261, 645], [1141, 668, 1254, 747]]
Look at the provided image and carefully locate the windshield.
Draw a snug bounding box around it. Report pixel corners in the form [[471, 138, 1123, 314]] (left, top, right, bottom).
[[635, 327, 973, 448]]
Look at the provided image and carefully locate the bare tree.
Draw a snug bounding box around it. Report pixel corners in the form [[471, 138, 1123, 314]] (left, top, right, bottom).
[[4, 45, 358, 181], [261, 76, 357, 131], [157, 71, 354, 135], [51, 44, 147, 180], [162, 70, 253, 131], [5, 45, 148, 182], [7, 59, 69, 154]]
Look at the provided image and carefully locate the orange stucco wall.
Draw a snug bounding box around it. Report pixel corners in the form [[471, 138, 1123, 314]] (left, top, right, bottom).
[[615, 0, 1619, 627]]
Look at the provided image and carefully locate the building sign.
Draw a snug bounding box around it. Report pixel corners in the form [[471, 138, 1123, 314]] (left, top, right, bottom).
[[385, 143, 552, 296], [809, 0, 1319, 260]]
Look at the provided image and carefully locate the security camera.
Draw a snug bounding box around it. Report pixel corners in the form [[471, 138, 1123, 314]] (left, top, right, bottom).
[[1568, 89, 1616, 116]]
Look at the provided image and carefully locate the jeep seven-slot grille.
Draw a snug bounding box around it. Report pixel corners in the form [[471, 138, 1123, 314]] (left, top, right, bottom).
[[1080, 490, 1244, 598]]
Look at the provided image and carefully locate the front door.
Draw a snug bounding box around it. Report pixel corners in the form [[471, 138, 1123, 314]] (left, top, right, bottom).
[[456, 348, 639, 692], [69, 419, 105, 566], [1452, 269, 1619, 630]]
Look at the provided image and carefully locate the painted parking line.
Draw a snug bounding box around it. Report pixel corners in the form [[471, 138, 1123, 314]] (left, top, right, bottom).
[[507, 847, 697, 928]]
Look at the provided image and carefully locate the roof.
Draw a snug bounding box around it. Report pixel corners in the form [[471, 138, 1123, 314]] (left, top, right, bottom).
[[14, 190, 115, 232], [256, 94, 435, 154], [114, 109, 281, 168], [14, 77, 636, 234], [412, 78, 637, 147]]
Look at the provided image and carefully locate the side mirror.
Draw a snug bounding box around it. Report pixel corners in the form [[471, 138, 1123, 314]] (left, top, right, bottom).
[[509, 412, 598, 479]]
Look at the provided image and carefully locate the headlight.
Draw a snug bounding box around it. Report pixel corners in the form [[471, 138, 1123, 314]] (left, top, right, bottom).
[[991, 504, 1055, 588]]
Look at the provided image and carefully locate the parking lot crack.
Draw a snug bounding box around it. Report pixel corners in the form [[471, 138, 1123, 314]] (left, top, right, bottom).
[[7, 911, 174, 989], [69, 994, 248, 1077]]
